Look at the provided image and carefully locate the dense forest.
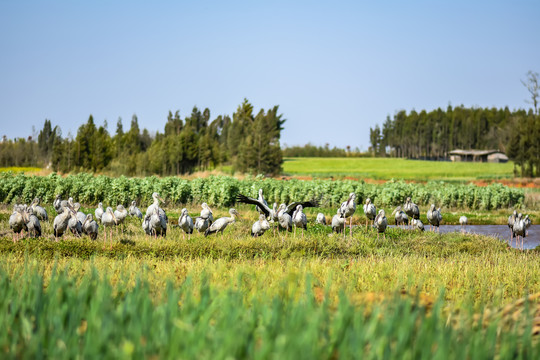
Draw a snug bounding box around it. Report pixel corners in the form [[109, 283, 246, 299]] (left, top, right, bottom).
[[369, 106, 539, 177], [0, 99, 285, 176]]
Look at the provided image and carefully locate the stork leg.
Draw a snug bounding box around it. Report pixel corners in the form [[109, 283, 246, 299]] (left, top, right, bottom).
[[110, 228, 113, 249], [103, 229, 107, 250], [350, 217, 353, 237], [384, 233, 386, 241]]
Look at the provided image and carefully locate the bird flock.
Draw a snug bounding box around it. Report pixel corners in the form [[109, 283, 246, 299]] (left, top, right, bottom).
[[6, 189, 533, 249]]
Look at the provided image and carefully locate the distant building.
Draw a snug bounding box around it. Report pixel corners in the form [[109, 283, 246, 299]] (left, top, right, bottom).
[[449, 149, 508, 163]]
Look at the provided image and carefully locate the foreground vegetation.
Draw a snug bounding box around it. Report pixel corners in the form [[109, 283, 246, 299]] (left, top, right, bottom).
[[1, 207, 539, 358]]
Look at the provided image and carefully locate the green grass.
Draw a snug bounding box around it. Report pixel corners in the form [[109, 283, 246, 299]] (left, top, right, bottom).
[[283, 157, 515, 180], [0, 166, 42, 173]]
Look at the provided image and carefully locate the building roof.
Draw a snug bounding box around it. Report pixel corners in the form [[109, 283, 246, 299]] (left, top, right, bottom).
[[448, 149, 504, 156]]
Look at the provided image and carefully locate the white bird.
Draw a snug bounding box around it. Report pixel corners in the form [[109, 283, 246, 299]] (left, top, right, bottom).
[[427, 204, 442, 232], [53, 194, 63, 214], [331, 209, 345, 234], [412, 218, 425, 232], [74, 203, 86, 224], [292, 205, 307, 237], [178, 208, 194, 239], [204, 209, 240, 238], [149, 207, 167, 238], [338, 193, 356, 237], [392, 206, 408, 229], [404, 197, 420, 229], [316, 213, 326, 225], [194, 216, 209, 233], [200, 202, 214, 225], [512, 213, 526, 250], [129, 200, 143, 219], [142, 213, 152, 235], [95, 202, 104, 223], [114, 205, 128, 233], [101, 207, 118, 249], [277, 204, 293, 233], [9, 207, 27, 242], [146, 192, 168, 223], [67, 210, 83, 237], [251, 213, 271, 237], [524, 215, 532, 235], [25, 207, 42, 238], [459, 215, 468, 233], [53, 205, 75, 240], [30, 198, 48, 222], [82, 214, 99, 240], [374, 209, 388, 241], [363, 198, 376, 229], [256, 188, 269, 215], [507, 210, 517, 245]]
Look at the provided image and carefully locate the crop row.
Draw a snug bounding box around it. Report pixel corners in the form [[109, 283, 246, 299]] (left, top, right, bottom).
[[0, 172, 524, 210]]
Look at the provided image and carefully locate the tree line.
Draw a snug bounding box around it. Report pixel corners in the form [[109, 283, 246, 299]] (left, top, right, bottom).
[[0, 99, 285, 176], [369, 106, 538, 177], [369, 71, 540, 177]]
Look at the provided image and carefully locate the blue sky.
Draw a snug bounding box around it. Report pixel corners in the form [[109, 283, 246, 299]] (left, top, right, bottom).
[[1, 0, 538, 149]]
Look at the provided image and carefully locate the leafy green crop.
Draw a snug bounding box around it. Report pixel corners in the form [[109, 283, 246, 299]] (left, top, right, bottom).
[[0, 172, 524, 210]]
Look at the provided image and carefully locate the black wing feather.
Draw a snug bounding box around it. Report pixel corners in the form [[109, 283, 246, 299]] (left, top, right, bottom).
[[285, 200, 319, 217], [236, 194, 271, 217]]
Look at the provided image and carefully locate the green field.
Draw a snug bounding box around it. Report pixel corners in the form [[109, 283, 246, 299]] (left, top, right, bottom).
[[283, 157, 514, 180]]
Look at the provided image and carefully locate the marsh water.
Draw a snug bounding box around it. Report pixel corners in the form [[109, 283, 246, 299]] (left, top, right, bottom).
[[388, 224, 539, 250]]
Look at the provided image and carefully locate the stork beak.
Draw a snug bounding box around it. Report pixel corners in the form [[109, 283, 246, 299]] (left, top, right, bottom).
[[112, 212, 118, 225]]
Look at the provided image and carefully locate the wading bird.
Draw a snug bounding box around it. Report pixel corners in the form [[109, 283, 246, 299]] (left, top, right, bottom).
[[204, 209, 240, 238], [412, 218, 425, 232], [53, 205, 75, 240], [507, 210, 517, 245], [30, 198, 48, 221], [256, 188, 269, 215], [9, 207, 27, 242], [146, 192, 168, 223], [459, 215, 468, 233], [53, 195, 63, 214], [82, 214, 99, 240], [150, 207, 167, 238], [404, 197, 420, 229], [67, 207, 83, 237], [114, 205, 128, 233], [427, 204, 442, 232], [194, 216, 209, 233], [142, 213, 152, 235], [512, 213, 526, 250], [251, 213, 271, 237], [129, 200, 143, 219], [331, 209, 345, 234], [374, 209, 388, 241], [75, 203, 86, 224], [277, 204, 293, 233], [95, 202, 104, 223], [101, 207, 118, 248], [25, 207, 42, 238], [178, 208, 194, 239], [197, 203, 213, 225], [363, 198, 376, 229], [392, 206, 409, 229], [338, 193, 356, 237], [316, 213, 326, 225], [292, 205, 308, 237]]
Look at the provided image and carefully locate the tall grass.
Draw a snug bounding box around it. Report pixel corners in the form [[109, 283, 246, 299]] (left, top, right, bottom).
[[0, 260, 538, 359]]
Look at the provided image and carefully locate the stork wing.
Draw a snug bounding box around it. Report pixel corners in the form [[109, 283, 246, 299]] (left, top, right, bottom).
[[285, 200, 319, 217], [236, 194, 271, 217]]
